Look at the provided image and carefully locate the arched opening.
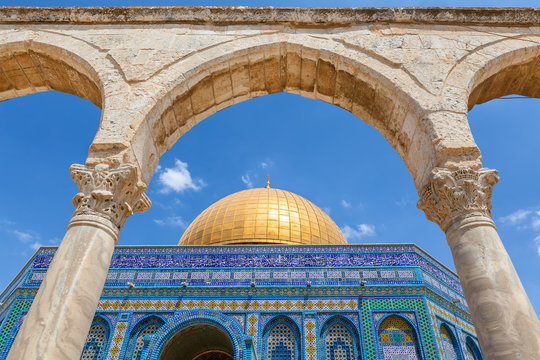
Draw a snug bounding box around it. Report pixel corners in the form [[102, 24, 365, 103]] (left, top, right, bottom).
[[80, 316, 111, 360], [158, 323, 234, 360], [320, 316, 360, 360], [127, 316, 166, 360], [261, 316, 301, 360], [465, 337, 482, 360], [132, 41, 429, 189], [439, 323, 461, 360], [377, 315, 422, 360], [0, 43, 102, 106]]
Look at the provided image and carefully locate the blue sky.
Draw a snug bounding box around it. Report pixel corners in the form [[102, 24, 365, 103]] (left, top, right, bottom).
[[1, 1, 539, 317]]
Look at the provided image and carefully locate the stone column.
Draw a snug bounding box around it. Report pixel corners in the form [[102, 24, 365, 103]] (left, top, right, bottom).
[[7, 164, 151, 360], [418, 167, 540, 360]]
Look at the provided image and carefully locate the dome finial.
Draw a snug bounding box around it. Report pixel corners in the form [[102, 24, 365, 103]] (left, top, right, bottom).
[[266, 175, 271, 189]]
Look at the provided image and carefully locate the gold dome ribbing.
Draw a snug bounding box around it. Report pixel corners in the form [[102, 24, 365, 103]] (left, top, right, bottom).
[[178, 187, 347, 246]]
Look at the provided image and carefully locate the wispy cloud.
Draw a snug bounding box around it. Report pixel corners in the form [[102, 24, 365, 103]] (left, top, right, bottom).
[[341, 224, 376, 242], [260, 159, 274, 169], [154, 215, 188, 229], [241, 174, 254, 188], [499, 209, 532, 225], [499, 208, 540, 256], [158, 159, 205, 194], [341, 200, 351, 208]]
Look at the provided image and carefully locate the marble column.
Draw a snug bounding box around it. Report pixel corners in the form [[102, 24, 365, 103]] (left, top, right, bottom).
[[7, 163, 151, 360], [418, 167, 540, 360]]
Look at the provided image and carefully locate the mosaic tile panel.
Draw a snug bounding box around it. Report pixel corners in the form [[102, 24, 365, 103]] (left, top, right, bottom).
[[105, 316, 126, 360], [303, 314, 317, 360], [246, 313, 259, 350], [427, 300, 475, 359], [378, 316, 422, 360], [361, 298, 439, 360], [97, 298, 358, 313], [440, 325, 462, 360], [0, 300, 31, 359], [130, 323, 161, 360]]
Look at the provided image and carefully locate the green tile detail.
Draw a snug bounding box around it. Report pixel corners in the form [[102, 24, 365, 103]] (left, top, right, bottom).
[[0, 300, 32, 352], [359, 297, 441, 360]]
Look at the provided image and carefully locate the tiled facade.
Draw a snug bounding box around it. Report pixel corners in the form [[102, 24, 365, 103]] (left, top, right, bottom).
[[0, 245, 483, 360]]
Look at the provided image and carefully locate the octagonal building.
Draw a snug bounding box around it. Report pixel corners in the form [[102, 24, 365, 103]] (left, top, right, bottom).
[[0, 186, 483, 360]]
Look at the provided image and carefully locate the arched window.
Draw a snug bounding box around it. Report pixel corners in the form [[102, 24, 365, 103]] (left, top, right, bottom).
[[324, 323, 355, 360], [267, 323, 296, 360], [80, 317, 110, 360], [465, 337, 482, 360], [378, 315, 422, 360], [128, 317, 165, 360], [440, 324, 462, 360]]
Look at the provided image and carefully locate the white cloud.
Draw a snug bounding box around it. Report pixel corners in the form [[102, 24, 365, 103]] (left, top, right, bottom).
[[30, 242, 43, 251], [11, 229, 34, 243], [533, 212, 540, 230], [535, 236, 540, 256], [341, 224, 376, 242], [241, 174, 254, 188], [260, 159, 274, 169], [499, 209, 532, 225], [341, 200, 351, 208], [158, 159, 205, 194], [154, 216, 188, 228]]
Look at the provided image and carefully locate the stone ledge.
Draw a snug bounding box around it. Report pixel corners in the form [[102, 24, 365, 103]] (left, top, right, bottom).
[[0, 6, 539, 27]]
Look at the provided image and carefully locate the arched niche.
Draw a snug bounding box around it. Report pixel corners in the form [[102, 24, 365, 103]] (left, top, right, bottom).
[[143, 310, 245, 360], [261, 315, 302, 360], [465, 336, 482, 360], [127, 315, 166, 360], [439, 323, 461, 360], [319, 315, 361, 360], [129, 40, 430, 190], [80, 316, 112, 360], [377, 315, 423, 360]]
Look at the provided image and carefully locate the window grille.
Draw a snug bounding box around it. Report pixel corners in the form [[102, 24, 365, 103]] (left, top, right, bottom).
[[80, 322, 108, 360], [267, 323, 295, 360], [131, 323, 161, 360], [325, 323, 354, 360]]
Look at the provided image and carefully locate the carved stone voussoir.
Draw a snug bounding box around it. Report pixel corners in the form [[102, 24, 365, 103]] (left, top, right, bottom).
[[70, 163, 152, 229], [417, 167, 499, 232]]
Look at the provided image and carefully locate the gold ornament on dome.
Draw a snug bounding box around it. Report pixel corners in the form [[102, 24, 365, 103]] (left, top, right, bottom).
[[178, 186, 347, 246]]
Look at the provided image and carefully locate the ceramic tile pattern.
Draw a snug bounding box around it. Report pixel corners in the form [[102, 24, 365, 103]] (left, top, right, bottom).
[[0, 245, 482, 360]]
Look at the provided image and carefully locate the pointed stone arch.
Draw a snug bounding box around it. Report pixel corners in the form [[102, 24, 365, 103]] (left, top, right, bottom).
[[125, 38, 433, 190]]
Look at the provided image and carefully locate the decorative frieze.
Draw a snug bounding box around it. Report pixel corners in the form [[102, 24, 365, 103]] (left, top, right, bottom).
[[417, 168, 498, 232], [70, 164, 151, 229]]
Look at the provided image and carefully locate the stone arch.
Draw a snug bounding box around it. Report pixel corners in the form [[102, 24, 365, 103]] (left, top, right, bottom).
[[129, 38, 431, 189], [377, 314, 423, 360], [319, 315, 361, 360], [80, 315, 112, 360], [439, 323, 462, 360], [142, 310, 244, 360], [261, 315, 302, 360], [0, 37, 105, 107], [126, 315, 166, 360], [443, 37, 540, 111]]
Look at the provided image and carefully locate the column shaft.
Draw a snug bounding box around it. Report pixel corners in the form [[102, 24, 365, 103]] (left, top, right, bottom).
[[6, 163, 150, 360], [7, 215, 118, 360], [448, 216, 540, 360]]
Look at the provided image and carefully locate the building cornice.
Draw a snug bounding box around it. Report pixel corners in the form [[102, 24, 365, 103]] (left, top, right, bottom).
[[0, 7, 539, 27]]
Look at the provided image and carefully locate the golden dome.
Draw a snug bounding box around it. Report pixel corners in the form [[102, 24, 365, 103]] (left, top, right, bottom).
[[178, 187, 347, 246]]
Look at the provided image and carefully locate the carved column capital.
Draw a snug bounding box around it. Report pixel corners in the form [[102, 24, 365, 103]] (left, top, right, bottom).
[[417, 167, 499, 233], [70, 163, 152, 230]]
